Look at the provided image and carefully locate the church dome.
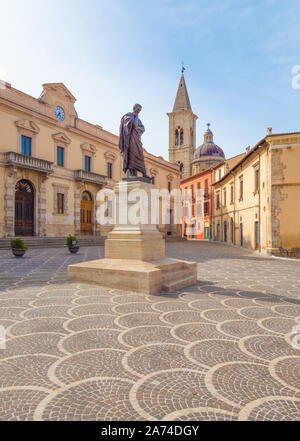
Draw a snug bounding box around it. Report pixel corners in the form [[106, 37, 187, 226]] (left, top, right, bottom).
[[194, 124, 225, 159]]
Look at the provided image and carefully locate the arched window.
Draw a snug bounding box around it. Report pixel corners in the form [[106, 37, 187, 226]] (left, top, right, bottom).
[[82, 191, 92, 201], [180, 129, 184, 145], [15, 179, 34, 193], [175, 129, 179, 145]]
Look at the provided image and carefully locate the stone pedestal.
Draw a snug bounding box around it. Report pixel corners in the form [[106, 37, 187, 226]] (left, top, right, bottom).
[[68, 179, 197, 294]]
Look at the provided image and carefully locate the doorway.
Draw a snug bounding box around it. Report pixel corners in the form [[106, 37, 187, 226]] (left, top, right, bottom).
[[80, 191, 93, 235], [15, 180, 34, 236], [204, 227, 210, 240], [255, 221, 259, 250]]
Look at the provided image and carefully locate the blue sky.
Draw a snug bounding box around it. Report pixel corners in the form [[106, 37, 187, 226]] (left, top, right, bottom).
[[0, 0, 300, 160]]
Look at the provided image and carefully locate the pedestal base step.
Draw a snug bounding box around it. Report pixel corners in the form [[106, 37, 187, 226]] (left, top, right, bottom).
[[68, 257, 197, 294], [162, 275, 197, 293], [160, 262, 197, 292]]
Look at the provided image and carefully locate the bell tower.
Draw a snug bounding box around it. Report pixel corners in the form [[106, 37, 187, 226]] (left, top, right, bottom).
[[167, 70, 198, 179]]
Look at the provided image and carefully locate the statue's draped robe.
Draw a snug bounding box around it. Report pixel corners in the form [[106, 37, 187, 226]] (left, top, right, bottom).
[[119, 112, 146, 175]]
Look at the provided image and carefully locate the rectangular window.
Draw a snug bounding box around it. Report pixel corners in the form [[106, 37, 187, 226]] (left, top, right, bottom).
[[196, 202, 202, 217], [239, 177, 243, 201], [57, 193, 64, 214], [168, 181, 172, 193], [84, 156, 91, 172], [204, 179, 209, 197], [107, 162, 112, 179], [57, 146, 64, 167], [223, 188, 227, 206], [255, 168, 260, 192], [21, 135, 31, 156], [216, 193, 220, 210], [204, 201, 209, 216], [230, 184, 234, 204]]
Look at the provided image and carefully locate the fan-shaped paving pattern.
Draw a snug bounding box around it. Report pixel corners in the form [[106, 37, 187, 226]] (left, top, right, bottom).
[[37, 379, 141, 421], [272, 357, 300, 392], [1, 242, 300, 420], [188, 339, 255, 367], [239, 397, 300, 421], [124, 344, 200, 377], [54, 349, 135, 384], [61, 329, 125, 353], [116, 312, 163, 328], [131, 370, 235, 420], [241, 335, 299, 362], [0, 389, 49, 421], [207, 362, 298, 408], [0, 355, 58, 389], [65, 315, 117, 332]]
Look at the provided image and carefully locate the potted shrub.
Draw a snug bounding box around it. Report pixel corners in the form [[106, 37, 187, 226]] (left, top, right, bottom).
[[11, 238, 28, 257], [66, 234, 80, 254]]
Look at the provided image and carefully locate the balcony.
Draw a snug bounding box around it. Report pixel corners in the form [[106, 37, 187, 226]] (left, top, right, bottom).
[[74, 169, 107, 186], [5, 152, 53, 174]]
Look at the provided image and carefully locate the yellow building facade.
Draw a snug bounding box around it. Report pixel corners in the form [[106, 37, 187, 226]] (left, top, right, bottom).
[[213, 131, 300, 254], [0, 80, 180, 239]]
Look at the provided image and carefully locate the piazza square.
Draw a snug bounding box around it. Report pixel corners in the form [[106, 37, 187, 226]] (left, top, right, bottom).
[[1, 0, 300, 428], [0, 241, 300, 421]]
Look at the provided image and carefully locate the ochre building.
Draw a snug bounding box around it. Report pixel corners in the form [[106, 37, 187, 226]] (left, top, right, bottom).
[[213, 129, 300, 254], [0, 80, 180, 239]]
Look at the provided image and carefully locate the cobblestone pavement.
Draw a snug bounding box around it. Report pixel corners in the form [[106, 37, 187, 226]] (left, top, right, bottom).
[[0, 241, 300, 421]]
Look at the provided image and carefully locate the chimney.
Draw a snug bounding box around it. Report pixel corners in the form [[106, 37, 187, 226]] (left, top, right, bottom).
[[267, 127, 272, 135], [245, 146, 250, 153]]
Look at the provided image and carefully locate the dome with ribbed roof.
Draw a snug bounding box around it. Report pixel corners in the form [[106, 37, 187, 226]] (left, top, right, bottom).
[[194, 123, 225, 159]]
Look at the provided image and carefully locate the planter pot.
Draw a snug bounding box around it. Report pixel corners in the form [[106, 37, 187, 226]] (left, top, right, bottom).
[[12, 248, 26, 258], [68, 246, 80, 254]]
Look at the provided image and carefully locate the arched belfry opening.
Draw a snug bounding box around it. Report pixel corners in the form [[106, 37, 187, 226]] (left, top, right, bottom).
[[175, 129, 179, 145], [15, 179, 34, 236], [180, 128, 184, 145]]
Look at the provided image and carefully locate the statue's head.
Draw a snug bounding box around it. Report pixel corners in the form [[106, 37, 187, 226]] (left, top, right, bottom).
[[133, 103, 142, 115]]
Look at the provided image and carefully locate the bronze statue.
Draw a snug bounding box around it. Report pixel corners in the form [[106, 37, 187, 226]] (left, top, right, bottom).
[[119, 104, 147, 177]]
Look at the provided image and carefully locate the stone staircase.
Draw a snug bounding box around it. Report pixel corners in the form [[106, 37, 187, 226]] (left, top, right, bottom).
[[158, 260, 197, 292], [0, 236, 105, 250]]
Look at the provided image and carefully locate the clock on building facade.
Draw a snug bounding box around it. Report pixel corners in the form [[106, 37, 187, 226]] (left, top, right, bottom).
[[54, 106, 65, 121]]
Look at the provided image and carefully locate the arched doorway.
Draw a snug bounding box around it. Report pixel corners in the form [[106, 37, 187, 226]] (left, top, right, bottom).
[[230, 218, 234, 243], [240, 223, 243, 247], [224, 221, 227, 242], [217, 223, 220, 241], [80, 191, 93, 235], [15, 179, 34, 236]]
